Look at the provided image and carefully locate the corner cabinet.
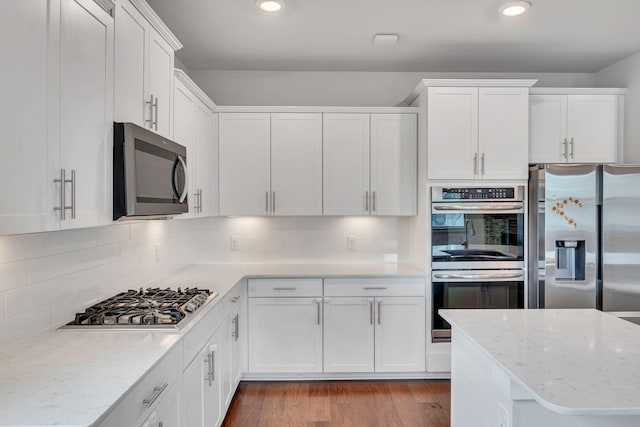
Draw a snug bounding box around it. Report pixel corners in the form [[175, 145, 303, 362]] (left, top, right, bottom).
[[323, 113, 418, 216], [0, 0, 113, 235], [427, 86, 531, 181], [529, 90, 624, 164], [173, 70, 218, 218], [114, 0, 182, 138], [218, 113, 323, 216]]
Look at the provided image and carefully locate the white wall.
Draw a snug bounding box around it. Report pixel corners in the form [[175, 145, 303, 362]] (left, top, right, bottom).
[[0, 216, 407, 348], [596, 50, 640, 163], [188, 70, 595, 106]]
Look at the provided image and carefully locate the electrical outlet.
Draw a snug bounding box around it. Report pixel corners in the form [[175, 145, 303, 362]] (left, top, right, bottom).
[[347, 235, 357, 250], [229, 236, 240, 251]]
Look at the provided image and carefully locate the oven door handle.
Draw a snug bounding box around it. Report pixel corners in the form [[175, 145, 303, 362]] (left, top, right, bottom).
[[433, 272, 524, 280], [432, 203, 523, 212]]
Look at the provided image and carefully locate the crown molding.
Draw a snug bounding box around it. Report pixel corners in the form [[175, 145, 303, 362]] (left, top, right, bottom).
[[213, 106, 419, 114], [174, 69, 216, 111], [93, 0, 115, 14], [530, 87, 628, 95], [404, 78, 539, 105], [130, 0, 183, 51]]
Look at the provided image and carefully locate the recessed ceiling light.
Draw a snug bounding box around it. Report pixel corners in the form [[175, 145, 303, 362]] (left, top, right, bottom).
[[499, 1, 531, 17], [373, 33, 399, 47], [256, 0, 283, 12]]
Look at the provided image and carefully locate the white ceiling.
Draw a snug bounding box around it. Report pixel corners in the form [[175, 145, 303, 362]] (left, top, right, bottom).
[[146, 0, 640, 73]]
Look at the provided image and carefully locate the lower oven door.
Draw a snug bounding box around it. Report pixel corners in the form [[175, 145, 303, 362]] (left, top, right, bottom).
[[431, 270, 525, 342]]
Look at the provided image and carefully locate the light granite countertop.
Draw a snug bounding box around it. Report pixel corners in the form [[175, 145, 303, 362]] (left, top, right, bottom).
[[0, 263, 425, 426], [440, 308, 640, 416]]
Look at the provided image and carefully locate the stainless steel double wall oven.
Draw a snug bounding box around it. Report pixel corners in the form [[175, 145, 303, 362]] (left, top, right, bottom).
[[431, 186, 526, 342]]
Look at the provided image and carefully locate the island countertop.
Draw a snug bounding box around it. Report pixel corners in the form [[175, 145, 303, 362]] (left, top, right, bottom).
[[440, 308, 640, 416]]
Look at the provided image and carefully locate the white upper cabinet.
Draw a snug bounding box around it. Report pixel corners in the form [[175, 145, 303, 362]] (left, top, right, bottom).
[[370, 114, 418, 215], [529, 91, 623, 164], [0, 0, 113, 235], [323, 113, 418, 216], [114, 0, 181, 138], [219, 113, 271, 216], [428, 86, 529, 180], [271, 113, 323, 216], [173, 71, 218, 218], [323, 114, 371, 215], [219, 113, 323, 216]]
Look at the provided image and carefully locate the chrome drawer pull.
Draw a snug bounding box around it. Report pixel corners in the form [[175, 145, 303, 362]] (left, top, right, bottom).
[[272, 287, 297, 291], [363, 287, 387, 290], [142, 382, 168, 407]]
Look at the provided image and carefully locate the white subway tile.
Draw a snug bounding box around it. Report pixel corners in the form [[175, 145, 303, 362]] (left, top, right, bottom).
[[96, 224, 130, 246], [28, 251, 85, 284], [0, 233, 50, 264], [49, 228, 97, 254], [49, 285, 103, 328], [0, 305, 51, 349], [0, 261, 29, 292], [81, 243, 120, 269]]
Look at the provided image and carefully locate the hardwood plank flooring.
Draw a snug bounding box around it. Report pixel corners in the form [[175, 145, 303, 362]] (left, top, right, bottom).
[[222, 380, 450, 427]]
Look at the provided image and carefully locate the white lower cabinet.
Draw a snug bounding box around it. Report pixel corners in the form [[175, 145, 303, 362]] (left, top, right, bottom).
[[141, 380, 182, 427], [248, 278, 324, 373], [183, 329, 223, 427], [222, 284, 246, 409]]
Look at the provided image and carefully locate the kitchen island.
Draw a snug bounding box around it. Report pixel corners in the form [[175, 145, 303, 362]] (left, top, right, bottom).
[[440, 308, 640, 427]]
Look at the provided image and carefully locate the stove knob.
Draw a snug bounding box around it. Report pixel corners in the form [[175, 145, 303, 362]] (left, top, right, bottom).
[[185, 302, 197, 313]]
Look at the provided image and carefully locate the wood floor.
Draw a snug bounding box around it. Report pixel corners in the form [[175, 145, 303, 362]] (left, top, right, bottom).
[[222, 380, 451, 427]]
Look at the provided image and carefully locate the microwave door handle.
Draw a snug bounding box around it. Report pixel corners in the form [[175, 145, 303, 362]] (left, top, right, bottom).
[[170, 157, 181, 201], [177, 155, 189, 203]]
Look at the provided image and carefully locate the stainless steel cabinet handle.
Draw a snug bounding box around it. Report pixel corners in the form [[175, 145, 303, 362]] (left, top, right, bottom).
[[53, 169, 66, 220], [569, 138, 574, 159], [365, 191, 369, 213], [377, 298, 382, 325], [145, 95, 153, 128], [70, 170, 76, 219], [363, 287, 387, 290], [142, 383, 168, 407], [372, 191, 376, 212], [473, 153, 478, 176], [152, 95, 158, 131], [272, 191, 276, 214], [205, 352, 213, 386], [368, 298, 374, 325], [272, 287, 297, 291], [265, 191, 269, 213], [562, 138, 568, 159], [315, 298, 321, 325], [232, 313, 239, 341], [211, 347, 216, 382], [481, 153, 485, 176]]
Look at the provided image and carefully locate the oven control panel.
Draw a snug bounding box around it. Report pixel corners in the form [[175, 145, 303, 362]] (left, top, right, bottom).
[[440, 187, 516, 200]]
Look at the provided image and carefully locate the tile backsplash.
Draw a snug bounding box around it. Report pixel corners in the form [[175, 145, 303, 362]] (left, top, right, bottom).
[[0, 215, 409, 349]]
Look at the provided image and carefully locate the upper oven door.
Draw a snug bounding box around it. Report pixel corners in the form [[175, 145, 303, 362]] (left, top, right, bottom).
[[431, 201, 525, 270]]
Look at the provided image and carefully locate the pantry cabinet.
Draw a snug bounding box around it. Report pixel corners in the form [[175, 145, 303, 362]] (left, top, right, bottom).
[[427, 86, 529, 180], [114, 0, 181, 138], [0, 0, 113, 235], [218, 113, 323, 216], [323, 113, 417, 215], [247, 279, 324, 373], [529, 91, 623, 163], [173, 70, 218, 218]]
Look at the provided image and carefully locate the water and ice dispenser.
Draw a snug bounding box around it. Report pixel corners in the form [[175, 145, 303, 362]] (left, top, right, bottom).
[[555, 240, 586, 281]]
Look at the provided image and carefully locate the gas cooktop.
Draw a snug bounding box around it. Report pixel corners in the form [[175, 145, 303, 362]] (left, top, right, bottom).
[[60, 287, 218, 330]]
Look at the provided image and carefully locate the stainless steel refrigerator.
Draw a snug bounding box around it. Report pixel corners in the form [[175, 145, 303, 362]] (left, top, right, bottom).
[[528, 164, 640, 315]]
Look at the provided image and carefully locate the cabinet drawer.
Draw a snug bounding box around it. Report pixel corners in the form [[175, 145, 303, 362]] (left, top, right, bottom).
[[324, 278, 425, 297], [220, 281, 244, 312], [182, 302, 223, 369], [248, 278, 323, 297], [98, 343, 182, 427]]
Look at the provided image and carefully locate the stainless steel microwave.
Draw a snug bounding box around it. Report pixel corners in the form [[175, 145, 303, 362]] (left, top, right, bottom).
[[113, 122, 188, 220]]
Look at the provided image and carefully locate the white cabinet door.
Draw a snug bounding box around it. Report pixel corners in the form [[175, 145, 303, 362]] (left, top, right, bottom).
[[370, 114, 417, 215], [172, 79, 197, 218], [182, 347, 208, 427], [0, 1, 58, 234], [374, 297, 426, 372], [148, 27, 174, 138], [567, 95, 618, 163], [248, 298, 323, 373], [529, 94, 568, 163], [222, 304, 242, 409], [219, 113, 271, 216], [323, 297, 374, 373], [194, 106, 218, 217], [205, 337, 223, 427], [270, 113, 323, 216], [114, 0, 147, 127], [58, 0, 113, 230], [478, 88, 529, 180], [427, 87, 478, 180], [323, 114, 371, 215], [153, 380, 182, 427]]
